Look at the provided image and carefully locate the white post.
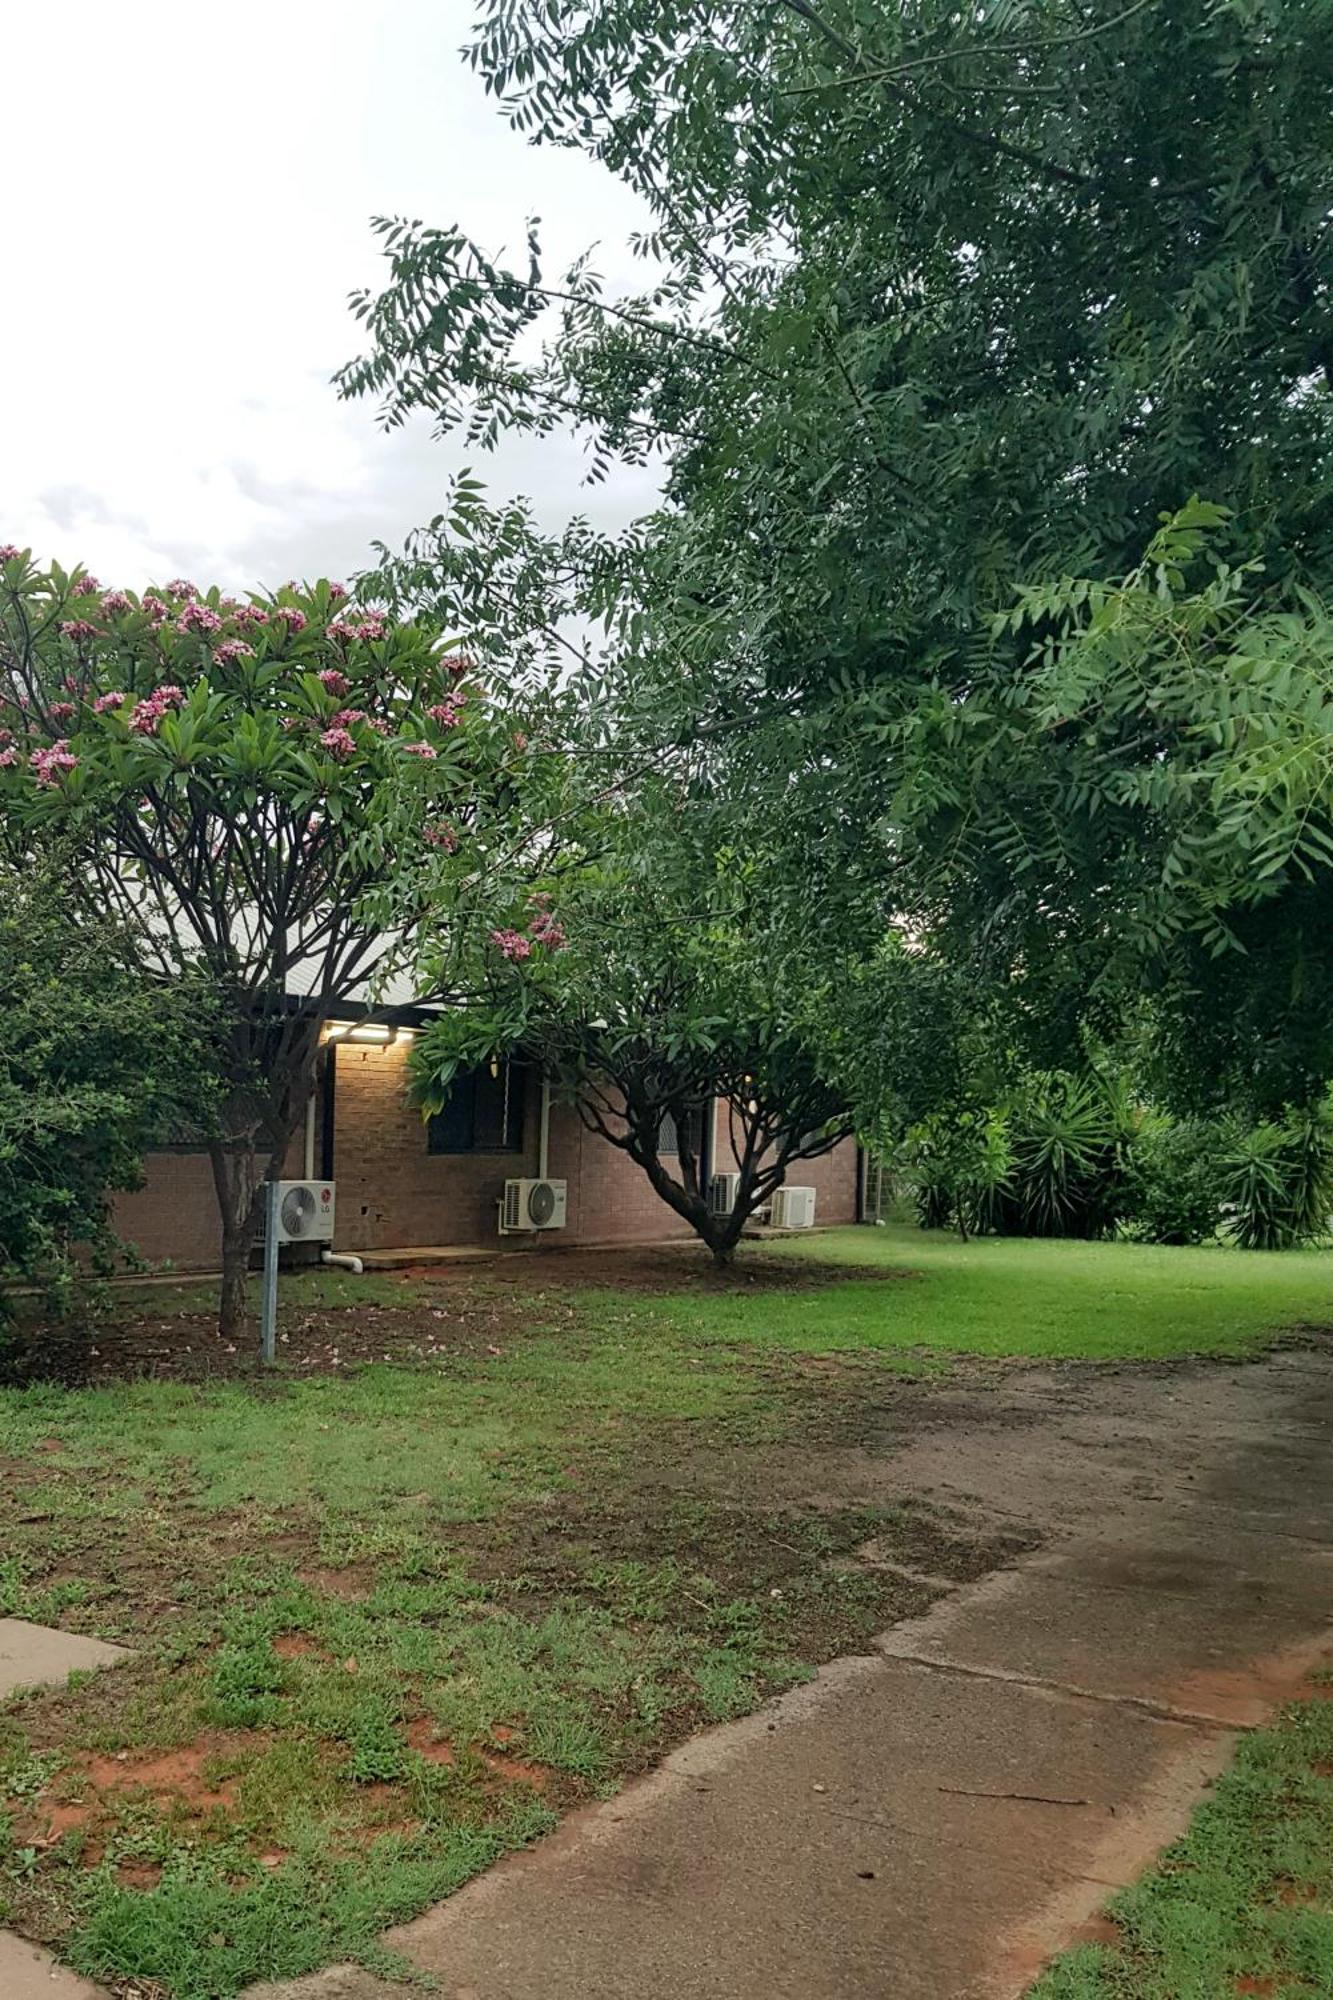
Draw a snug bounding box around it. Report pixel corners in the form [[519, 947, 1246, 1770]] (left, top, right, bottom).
[[260, 1179, 280, 1365]]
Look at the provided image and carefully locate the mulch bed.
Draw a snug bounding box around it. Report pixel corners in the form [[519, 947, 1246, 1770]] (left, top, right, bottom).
[[0, 1244, 908, 1389]]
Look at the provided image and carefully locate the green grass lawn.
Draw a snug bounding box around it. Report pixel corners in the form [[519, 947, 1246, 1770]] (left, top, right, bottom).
[[582, 1224, 1333, 1362], [1029, 1691, 1333, 1998], [0, 1225, 1328, 1997]]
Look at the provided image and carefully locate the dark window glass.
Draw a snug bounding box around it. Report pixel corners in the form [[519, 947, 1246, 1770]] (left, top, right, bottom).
[[658, 1103, 705, 1157], [427, 1063, 525, 1154]]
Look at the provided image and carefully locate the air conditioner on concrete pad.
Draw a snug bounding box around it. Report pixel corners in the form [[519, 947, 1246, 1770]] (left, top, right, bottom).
[[770, 1185, 816, 1230]]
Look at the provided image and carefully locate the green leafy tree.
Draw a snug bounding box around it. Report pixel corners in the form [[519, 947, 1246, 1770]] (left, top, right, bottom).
[[895, 505, 1333, 1112], [0, 547, 527, 1336], [410, 793, 864, 1261], [338, 0, 1333, 1111], [0, 869, 217, 1327]]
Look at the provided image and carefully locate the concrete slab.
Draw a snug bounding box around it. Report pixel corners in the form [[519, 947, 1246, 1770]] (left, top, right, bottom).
[[248, 1653, 1237, 2000], [0, 1620, 130, 1699], [354, 1245, 499, 1271], [0, 1930, 108, 1998], [877, 1552, 1333, 1726]]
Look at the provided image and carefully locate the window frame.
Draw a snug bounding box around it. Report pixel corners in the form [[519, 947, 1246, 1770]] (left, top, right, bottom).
[[426, 1060, 526, 1156]]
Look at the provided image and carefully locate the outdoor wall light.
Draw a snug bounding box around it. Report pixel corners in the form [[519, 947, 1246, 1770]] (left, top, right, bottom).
[[323, 1021, 418, 1047]]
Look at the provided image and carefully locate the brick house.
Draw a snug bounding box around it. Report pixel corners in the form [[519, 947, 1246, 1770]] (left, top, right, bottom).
[[112, 1008, 861, 1271]]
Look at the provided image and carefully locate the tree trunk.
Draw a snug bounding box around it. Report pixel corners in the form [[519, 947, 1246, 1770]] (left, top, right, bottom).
[[209, 1140, 265, 1342]]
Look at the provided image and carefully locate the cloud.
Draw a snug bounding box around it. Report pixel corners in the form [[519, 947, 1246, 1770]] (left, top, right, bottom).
[[1, 0, 656, 592]]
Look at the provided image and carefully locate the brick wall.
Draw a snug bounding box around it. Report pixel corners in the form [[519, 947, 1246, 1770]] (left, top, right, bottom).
[[711, 1103, 860, 1226], [111, 1041, 862, 1269], [546, 1101, 695, 1246], [112, 1152, 223, 1269], [328, 1037, 541, 1251]]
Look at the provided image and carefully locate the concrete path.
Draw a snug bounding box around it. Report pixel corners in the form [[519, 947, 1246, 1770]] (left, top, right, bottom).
[[249, 1348, 1333, 2000], [0, 1930, 107, 2000], [0, 1620, 129, 1700], [0, 1622, 131, 1997]]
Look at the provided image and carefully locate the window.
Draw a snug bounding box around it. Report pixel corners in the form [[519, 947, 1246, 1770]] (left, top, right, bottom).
[[427, 1062, 525, 1154], [657, 1103, 706, 1157]]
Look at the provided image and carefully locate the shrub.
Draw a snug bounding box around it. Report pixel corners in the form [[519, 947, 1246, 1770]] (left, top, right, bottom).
[[900, 1106, 1012, 1239], [995, 1073, 1131, 1240], [1220, 1107, 1333, 1250], [0, 870, 217, 1332], [1123, 1117, 1223, 1246]]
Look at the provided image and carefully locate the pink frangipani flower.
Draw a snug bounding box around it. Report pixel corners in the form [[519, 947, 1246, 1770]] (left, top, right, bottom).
[[490, 928, 532, 961], [177, 601, 223, 636], [320, 726, 356, 760], [317, 667, 350, 697], [30, 740, 79, 786]]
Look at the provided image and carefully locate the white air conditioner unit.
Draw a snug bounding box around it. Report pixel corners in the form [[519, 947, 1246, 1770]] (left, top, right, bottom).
[[272, 1179, 337, 1244], [500, 1177, 568, 1234], [770, 1185, 816, 1231], [708, 1172, 741, 1217]]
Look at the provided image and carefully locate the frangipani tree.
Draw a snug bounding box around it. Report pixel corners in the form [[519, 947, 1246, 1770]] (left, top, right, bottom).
[[406, 788, 932, 1262], [0, 546, 528, 1335]]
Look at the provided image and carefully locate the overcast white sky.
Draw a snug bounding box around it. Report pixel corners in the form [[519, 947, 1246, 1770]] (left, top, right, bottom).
[[2, 2, 658, 592]]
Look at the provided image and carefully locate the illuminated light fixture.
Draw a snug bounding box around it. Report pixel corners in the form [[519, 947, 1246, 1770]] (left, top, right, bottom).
[[328, 1022, 407, 1046]]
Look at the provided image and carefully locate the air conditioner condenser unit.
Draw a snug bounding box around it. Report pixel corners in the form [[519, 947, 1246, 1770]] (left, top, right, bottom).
[[770, 1185, 816, 1230], [708, 1172, 741, 1217], [272, 1179, 337, 1244], [500, 1177, 568, 1233]]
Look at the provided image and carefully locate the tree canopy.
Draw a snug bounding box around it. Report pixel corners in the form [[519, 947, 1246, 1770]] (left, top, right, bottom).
[[0, 549, 530, 1333], [0, 869, 216, 1330], [340, 0, 1333, 1108]]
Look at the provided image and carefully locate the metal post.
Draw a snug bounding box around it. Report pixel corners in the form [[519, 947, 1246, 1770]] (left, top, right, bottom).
[[260, 1179, 280, 1365]]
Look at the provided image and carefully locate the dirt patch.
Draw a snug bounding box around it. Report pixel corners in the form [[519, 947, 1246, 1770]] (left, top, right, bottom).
[[295, 1565, 372, 1601], [33, 1801, 92, 1847], [1273, 1875, 1321, 1906], [411, 1243, 914, 1297], [1068, 1913, 1122, 1949], [406, 1718, 455, 1766], [116, 1860, 163, 1890], [482, 1748, 549, 1789], [273, 1632, 333, 1662], [78, 1739, 243, 1813]]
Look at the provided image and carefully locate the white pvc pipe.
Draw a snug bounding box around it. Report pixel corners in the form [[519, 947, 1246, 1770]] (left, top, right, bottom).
[[321, 1249, 363, 1275], [303, 1087, 317, 1178], [538, 1074, 551, 1180]]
